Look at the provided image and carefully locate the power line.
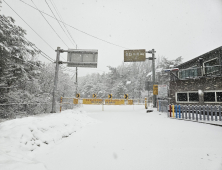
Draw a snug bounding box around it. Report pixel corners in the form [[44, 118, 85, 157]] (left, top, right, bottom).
[[18, 0, 129, 49], [39, 51, 54, 62], [2, 1, 108, 73], [29, 0, 67, 61], [1, 15, 78, 86], [3, 0, 55, 51], [2, 0, 69, 63], [0, 18, 49, 69], [0, 16, 55, 63], [47, 0, 77, 47], [49, 0, 77, 47], [31, 0, 69, 49]]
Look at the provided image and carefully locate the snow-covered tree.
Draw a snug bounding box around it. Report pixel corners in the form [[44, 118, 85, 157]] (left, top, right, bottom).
[[0, 15, 38, 80], [0, 14, 78, 117]]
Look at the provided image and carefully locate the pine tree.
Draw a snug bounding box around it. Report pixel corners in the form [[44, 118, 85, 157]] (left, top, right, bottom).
[[0, 15, 39, 103]]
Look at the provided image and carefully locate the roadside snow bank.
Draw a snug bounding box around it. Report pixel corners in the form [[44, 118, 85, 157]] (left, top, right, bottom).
[[0, 109, 97, 170]]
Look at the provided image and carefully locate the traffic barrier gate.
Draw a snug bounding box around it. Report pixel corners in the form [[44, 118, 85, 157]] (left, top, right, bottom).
[[60, 97, 148, 112]]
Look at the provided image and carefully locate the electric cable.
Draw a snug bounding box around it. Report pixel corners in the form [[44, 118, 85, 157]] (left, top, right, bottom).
[[31, 0, 69, 48], [18, 0, 129, 49], [2, 1, 104, 73], [49, 0, 77, 47], [3, 0, 55, 51], [47, 0, 77, 46], [1, 1, 69, 62], [0, 17, 55, 62]]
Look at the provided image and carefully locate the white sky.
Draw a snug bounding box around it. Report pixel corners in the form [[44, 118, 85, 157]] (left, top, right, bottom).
[[1, 0, 222, 76]]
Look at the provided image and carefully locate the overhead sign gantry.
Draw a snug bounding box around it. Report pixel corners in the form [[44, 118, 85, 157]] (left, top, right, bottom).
[[51, 47, 98, 113], [67, 49, 98, 68], [123, 49, 157, 107]]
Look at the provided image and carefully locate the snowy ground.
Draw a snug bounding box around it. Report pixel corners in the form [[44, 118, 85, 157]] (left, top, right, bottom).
[[0, 105, 222, 170], [0, 109, 97, 170]]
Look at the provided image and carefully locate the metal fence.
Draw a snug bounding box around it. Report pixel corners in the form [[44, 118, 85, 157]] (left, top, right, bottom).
[[157, 101, 222, 122], [0, 103, 52, 119], [168, 105, 222, 121], [157, 100, 169, 113]]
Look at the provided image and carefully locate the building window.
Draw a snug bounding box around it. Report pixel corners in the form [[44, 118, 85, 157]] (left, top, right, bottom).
[[189, 69, 198, 78], [176, 91, 222, 103], [177, 92, 199, 102], [177, 93, 187, 101], [189, 92, 199, 101], [179, 68, 199, 79], [216, 92, 222, 102], [204, 92, 215, 102], [204, 58, 219, 75]]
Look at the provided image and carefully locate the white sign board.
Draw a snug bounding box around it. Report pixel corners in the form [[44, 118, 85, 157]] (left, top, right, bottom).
[[158, 84, 168, 98], [67, 49, 98, 68]]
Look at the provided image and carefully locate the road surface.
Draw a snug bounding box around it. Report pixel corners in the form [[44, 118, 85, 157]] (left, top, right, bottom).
[[36, 105, 222, 170]]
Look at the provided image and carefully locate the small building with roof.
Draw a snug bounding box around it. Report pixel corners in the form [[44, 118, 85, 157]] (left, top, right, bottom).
[[169, 46, 222, 105]]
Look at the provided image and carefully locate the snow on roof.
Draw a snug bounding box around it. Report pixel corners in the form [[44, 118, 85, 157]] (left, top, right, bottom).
[[126, 81, 131, 85], [146, 68, 163, 77], [156, 68, 163, 72], [146, 71, 152, 77]]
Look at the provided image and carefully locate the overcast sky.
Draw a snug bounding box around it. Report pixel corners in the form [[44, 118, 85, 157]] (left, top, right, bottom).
[[1, 0, 222, 76]]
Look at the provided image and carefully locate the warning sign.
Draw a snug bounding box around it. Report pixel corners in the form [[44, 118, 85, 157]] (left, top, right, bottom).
[[153, 84, 158, 95], [105, 99, 125, 105], [73, 99, 78, 104], [127, 100, 133, 105], [83, 99, 102, 104]]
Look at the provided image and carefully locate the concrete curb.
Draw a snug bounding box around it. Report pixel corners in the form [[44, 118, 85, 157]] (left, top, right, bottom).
[[168, 117, 222, 127]]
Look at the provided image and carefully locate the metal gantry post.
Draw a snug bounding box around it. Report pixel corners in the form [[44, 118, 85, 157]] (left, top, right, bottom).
[[51, 47, 61, 113], [152, 49, 156, 107], [76, 67, 78, 96], [146, 49, 156, 108]]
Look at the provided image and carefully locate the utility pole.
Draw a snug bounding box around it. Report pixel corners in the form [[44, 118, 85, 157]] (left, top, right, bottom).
[[147, 49, 156, 108], [75, 45, 78, 96], [76, 67, 78, 96], [51, 47, 61, 113], [152, 49, 156, 107]]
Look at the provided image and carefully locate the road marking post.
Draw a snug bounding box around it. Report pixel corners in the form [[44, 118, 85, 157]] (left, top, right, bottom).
[[60, 97, 63, 112], [169, 105, 171, 117], [145, 98, 147, 109], [175, 105, 177, 118], [214, 106, 217, 121], [219, 106, 221, 121]]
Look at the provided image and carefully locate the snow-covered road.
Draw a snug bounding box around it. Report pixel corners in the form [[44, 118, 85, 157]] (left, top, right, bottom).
[[36, 105, 222, 170], [1, 105, 222, 170]]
